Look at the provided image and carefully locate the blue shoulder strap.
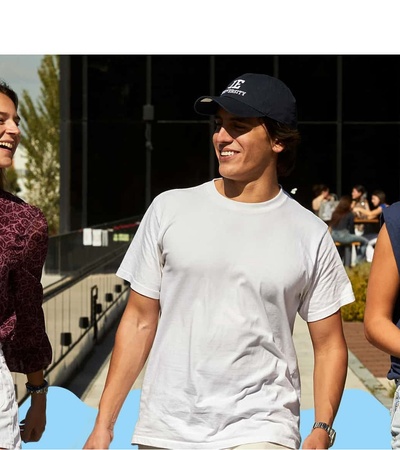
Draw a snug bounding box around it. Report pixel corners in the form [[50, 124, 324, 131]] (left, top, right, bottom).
[[382, 201, 400, 276]]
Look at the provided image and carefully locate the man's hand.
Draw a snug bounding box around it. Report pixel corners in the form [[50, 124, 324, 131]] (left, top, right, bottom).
[[302, 427, 330, 449], [83, 425, 113, 449]]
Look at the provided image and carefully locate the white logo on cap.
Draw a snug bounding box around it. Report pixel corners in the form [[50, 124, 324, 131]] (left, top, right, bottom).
[[227, 79, 245, 89], [221, 79, 246, 97]]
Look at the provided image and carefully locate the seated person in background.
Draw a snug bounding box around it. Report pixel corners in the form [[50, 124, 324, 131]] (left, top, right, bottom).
[[311, 183, 338, 222], [351, 184, 371, 213], [330, 195, 370, 264], [351, 184, 371, 236], [353, 189, 389, 221], [353, 189, 389, 262]]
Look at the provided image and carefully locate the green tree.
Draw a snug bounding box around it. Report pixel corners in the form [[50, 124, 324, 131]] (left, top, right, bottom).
[[19, 55, 60, 235], [4, 166, 21, 195]]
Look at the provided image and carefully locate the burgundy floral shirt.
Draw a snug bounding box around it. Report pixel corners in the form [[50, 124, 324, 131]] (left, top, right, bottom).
[[0, 189, 52, 373]]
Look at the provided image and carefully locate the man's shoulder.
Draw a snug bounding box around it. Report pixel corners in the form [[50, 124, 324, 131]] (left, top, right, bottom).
[[283, 192, 330, 237], [284, 191, 325, 219], [154, 181, 210, 203]]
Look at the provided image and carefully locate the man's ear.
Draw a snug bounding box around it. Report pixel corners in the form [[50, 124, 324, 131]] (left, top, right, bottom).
[[272, 140, 285, 154]]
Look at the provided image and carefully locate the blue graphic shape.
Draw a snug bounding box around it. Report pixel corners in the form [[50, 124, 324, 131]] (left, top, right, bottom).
[[19, 386, 141, 449], [19, 387, 390, 449], [300, 389, 391, 449]]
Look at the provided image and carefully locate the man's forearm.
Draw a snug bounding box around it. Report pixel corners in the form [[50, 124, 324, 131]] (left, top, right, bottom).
[[94, 312, 157, 429], [313, 345, 348, 424]]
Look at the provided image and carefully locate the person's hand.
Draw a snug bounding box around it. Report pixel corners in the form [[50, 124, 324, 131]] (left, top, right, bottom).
[[19, 394, 46, 443], [83, 425, 113, 449], [302, 428, 330, 449]]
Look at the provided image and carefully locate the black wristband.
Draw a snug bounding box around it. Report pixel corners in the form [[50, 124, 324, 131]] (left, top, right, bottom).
[[25, 379, 49, 394]]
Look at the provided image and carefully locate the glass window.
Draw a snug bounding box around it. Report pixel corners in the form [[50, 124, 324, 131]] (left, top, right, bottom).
[[343, 55, 400, 121], [152, 55, 210, 121], [151, 123, 211, 198], [88, 55, 147, 121], [279, 55, 337, 122], [342, 124, 400, 203]]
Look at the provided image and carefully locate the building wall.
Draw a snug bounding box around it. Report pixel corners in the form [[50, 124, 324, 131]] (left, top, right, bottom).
[[60, 55, 400, 231]]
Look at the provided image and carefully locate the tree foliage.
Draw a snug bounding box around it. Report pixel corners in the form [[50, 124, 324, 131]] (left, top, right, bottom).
[[19, 55, 60, 235], [4, 165, 21, 195]]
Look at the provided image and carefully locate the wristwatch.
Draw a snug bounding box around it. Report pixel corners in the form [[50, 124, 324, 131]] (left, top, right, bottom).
[[312, 421, 336, 447]]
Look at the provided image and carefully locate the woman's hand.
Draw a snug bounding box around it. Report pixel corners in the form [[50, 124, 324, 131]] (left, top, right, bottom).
[[20, 394, 46, 442]]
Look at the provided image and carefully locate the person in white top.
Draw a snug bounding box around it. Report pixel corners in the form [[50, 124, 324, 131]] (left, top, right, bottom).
[[83, 73, 354, 450]]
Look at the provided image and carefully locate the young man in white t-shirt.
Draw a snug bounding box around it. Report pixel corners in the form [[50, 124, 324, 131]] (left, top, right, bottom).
[[84, 73, 354, 450]]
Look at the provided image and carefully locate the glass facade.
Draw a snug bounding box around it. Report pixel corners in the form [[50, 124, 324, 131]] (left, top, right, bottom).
[[60, 55, 400, 231]]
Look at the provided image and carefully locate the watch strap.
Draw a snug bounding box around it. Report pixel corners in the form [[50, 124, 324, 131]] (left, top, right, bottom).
[[312, 421, 336, 447]]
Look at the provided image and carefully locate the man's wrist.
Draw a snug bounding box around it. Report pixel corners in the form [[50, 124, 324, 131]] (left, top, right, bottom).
[[312, 422, 336, 447]]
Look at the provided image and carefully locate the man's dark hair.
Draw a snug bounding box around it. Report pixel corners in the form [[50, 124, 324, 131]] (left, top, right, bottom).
[[263, 117, 301, 177]]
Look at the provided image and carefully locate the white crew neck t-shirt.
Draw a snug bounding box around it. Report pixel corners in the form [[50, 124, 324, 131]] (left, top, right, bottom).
[[116, 180, 354, 449]]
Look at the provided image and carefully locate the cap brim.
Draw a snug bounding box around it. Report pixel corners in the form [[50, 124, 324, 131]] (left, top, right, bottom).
[[194, 95, 265, 118]]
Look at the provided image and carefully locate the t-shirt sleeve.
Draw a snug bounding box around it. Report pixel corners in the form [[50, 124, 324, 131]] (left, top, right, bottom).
[[298, 229, 355, 322], [117, 199, 163, 299]]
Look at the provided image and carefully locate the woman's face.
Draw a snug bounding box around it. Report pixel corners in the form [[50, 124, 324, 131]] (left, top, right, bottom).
[[371, 195, 380, 207], [0, 92, 21, 169]]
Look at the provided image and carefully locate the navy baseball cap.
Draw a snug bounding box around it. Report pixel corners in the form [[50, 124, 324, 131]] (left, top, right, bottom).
[[194, 73, 297, 128]]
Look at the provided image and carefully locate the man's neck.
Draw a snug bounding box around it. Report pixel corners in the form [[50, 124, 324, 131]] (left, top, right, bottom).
[[215, 178, 280, 203]]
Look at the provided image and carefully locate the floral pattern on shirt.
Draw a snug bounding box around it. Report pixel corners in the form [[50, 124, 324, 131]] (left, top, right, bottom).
[[0, 190, 52, 373]]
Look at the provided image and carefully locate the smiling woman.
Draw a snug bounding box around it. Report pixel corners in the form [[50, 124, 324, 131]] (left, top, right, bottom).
[[0, 80, 52, 449]]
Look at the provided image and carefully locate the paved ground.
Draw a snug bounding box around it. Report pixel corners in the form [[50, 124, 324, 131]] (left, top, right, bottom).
[[342, 321, 395, 406], [343, 321, 391, 378]]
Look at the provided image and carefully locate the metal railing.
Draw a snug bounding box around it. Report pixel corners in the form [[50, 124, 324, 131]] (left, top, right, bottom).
[[45, 215, 142, 275], [14, 216, 142, 404]]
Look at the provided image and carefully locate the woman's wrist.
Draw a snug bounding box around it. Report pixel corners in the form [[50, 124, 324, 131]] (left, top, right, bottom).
[[26, 370, 45, 384], [26, 379, 49, 394]]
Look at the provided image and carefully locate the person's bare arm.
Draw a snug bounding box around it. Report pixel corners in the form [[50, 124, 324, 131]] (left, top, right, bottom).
[[364, 224, 400, 356], [83, 289, 160, 449], [354, 206, 382, 220], [301, 311, 348, 449], [19, 371, 47, 443], [312, 195, 324, 214]]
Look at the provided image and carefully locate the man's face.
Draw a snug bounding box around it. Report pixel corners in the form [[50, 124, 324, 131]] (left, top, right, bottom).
[[212, 109, 282, 183], [0, 93, 21, 169]]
